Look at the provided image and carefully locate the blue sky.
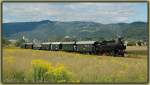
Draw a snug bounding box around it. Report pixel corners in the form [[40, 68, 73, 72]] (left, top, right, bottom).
[[3, 2, 147, 24]]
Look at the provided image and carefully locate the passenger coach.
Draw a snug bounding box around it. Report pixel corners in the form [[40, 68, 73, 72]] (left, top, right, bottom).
[[21, 43, 33, 49], [51, 42, 61, 51], [41, 42, 51, 50], [61, 42, 76, 52], [76, 41, 98, 54]]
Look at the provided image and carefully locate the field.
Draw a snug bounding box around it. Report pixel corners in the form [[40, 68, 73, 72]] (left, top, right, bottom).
[[2, 46, 148, 83]]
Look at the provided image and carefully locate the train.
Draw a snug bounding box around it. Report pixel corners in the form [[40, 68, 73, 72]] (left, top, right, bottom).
[[21, 38, 126, 57]]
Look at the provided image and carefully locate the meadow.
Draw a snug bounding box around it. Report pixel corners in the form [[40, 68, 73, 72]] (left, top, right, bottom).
[[2, 46, 148, 83]]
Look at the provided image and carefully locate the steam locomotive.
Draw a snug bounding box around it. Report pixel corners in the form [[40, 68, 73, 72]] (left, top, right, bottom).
[[21, 38, 126, 57]]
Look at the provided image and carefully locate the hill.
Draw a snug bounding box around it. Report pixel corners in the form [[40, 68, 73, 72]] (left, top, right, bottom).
[[3, 20, 148, 41]]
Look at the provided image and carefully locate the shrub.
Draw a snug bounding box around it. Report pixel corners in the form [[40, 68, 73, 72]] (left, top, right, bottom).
[[2, 38, 11, 47], [31, 59, 73, 83], [15, 39, 25, 47]]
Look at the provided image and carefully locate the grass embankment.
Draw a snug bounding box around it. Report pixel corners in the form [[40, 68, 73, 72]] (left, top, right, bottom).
[[2, 46, 148, 83]]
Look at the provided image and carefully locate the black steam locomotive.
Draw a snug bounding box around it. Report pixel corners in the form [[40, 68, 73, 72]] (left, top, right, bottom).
[[21, 38, 126, 57]]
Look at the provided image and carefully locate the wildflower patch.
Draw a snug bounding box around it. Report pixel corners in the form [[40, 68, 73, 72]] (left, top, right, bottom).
[[31, 59, 73, 83]]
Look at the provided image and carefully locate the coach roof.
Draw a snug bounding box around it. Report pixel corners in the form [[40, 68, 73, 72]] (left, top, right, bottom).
[[51, 42, 61, 44], [33, 44, 42, 47], [24, 43, 33, 45], [41, 42, 51, 44], [76, 41, 96, 44], [61, 42, 75, 44]]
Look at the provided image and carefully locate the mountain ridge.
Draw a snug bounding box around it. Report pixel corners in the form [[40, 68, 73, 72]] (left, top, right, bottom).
[[3, 20, 148, 41]]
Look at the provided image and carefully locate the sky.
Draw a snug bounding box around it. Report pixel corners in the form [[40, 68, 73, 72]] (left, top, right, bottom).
[[3, 2, 147, 24]]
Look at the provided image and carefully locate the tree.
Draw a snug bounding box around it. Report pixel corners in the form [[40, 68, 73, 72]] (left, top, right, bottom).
[[15, 39, 26, 47], [98, 37, 105, 41], [2, 38, 11, 47], [84, 37, 92, 41]]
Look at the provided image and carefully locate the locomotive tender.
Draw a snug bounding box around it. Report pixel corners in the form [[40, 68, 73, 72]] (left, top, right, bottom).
[[21, 38, 126, 57]]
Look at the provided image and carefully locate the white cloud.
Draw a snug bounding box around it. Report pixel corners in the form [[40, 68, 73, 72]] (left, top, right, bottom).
[[3, 19, 14, 23], [115, 17, 129, 22], [3, 3, 147, 23]]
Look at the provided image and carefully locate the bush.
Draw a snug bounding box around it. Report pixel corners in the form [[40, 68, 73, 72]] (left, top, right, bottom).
[[2, 38, 11, 47], [31, 59, 73, 83], [15, 39, 25, 47]]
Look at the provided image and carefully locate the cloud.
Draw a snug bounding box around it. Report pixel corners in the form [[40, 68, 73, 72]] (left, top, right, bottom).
[[3, 3, 147, 23]]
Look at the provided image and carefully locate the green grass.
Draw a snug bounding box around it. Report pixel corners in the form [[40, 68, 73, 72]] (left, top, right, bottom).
[[2, 46, 148, 83], [127, 50, 147, 56]]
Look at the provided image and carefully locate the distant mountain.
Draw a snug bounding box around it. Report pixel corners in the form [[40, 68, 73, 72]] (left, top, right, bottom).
[[2, 20, 148, 41]]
